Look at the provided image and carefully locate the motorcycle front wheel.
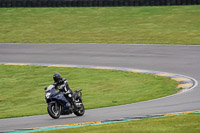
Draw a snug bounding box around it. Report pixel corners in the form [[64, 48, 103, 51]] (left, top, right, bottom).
[[47, 102, 61, 119]]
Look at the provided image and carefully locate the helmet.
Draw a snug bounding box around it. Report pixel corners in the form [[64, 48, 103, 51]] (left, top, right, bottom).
[[53, 73, 62, 83]]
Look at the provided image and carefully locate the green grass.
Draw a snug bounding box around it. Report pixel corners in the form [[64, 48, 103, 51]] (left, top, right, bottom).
[[39, 113, 200, 133], [0, 65, 178, 118], [0, 6, 200, 44]]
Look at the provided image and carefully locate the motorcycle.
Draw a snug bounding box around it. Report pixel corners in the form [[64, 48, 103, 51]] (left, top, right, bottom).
[[44, 85, 85, 119]]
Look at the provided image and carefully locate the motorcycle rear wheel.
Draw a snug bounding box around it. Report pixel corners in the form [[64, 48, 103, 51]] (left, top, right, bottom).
[[74, 100, 85, 116], [47, 102, 61, 119]]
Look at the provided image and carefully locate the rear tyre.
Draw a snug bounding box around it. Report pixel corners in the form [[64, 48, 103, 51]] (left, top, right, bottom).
[[47, 102, 61, 119], [74, 99, 85, 116]]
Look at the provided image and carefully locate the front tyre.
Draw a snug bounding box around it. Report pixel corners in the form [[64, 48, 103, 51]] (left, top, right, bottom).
[[47, 102, 61, 119]]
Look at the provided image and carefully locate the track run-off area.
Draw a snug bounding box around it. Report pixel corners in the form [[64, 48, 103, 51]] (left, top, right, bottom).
[[0, 43, 200, 132]]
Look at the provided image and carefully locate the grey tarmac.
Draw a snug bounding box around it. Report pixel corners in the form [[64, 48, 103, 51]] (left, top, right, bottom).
[[0, 43, 200, 132]]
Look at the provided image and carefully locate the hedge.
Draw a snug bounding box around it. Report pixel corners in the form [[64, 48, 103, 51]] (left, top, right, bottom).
[[0, 0, 199, 7]]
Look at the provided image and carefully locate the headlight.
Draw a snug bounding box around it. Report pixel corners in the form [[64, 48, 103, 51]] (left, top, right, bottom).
[[46, 92, 51, 98]]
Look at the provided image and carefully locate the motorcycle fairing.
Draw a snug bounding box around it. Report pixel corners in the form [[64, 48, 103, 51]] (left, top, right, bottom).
[[46, 88, 71, 115]]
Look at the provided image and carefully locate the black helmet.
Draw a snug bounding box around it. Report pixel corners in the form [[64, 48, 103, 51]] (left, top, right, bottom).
[[53, 73, 62, 82]]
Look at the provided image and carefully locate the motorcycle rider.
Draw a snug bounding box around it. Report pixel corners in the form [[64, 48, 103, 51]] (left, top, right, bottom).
[[53, 73, 77, 111]]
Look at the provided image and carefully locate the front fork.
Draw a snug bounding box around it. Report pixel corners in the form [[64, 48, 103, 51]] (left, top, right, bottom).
[[48, 101, 59, 111]]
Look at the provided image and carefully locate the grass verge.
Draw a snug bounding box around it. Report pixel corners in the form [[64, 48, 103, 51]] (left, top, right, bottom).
[[39, 113, 200, 133], [0, 65, 178, 119], [0, 6, 200, 44]]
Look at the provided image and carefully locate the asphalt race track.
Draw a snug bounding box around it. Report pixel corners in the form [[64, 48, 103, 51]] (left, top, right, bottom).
[[0, 43, 200, 132]]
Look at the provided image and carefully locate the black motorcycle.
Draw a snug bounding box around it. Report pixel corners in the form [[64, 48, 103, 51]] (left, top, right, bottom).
[[44, 85, 85, 119]]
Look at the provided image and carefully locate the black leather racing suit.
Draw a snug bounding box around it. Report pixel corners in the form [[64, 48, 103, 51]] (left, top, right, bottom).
[[53, 78, 76, 109]]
